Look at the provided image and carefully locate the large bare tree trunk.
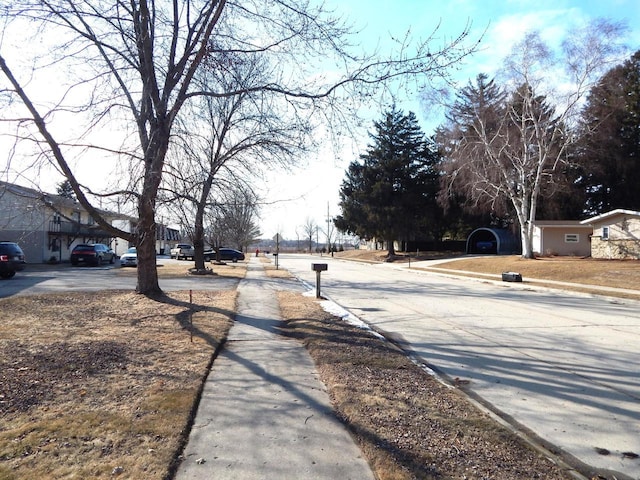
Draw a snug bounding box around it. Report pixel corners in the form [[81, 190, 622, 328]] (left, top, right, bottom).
[[520, 225, 535, 259], [136, 138, 167, 295], [192, 205, 207, 270], [136, 208, 160, 295]]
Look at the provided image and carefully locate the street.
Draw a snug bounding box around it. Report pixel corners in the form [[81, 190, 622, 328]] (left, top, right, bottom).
[[278, 253, 640, 479]]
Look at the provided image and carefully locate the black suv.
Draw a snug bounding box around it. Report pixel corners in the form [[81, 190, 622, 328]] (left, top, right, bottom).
[[70, 243, 115, 266], [0, 242, 26, 279]]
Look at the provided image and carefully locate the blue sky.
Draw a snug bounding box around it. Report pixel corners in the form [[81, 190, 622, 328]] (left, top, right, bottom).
[[263, 0, 640, 241]]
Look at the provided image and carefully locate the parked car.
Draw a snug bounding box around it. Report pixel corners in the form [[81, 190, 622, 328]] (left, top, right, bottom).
[[70, 243, 115, 266], [119, 247, 137, 267], [206, 247, 245, 263], [476, 241, 496, 253], [0, 241, 26, 279], [170, 243, 194, 260]]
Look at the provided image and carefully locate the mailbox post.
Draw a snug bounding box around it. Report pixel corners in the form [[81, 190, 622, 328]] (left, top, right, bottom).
[[311, 263, 328, 299]]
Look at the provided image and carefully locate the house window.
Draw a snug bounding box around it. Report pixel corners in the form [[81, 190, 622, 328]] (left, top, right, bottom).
[[565, 234, 579, 243], [602, 226, 609, 240]]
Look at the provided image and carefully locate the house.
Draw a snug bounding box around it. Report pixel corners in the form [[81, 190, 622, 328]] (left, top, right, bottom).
[[155, 224, 181, 256], [532, 221, 592, 257], [580, 209, 640, 259], [1, 181, 182, 262], [0, 180, 129, 263]]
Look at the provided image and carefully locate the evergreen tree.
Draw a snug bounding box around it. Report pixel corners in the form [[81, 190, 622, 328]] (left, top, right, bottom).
[[437, 74, 511, 220], [56, 180, 76, 200], [335, 107, 441, 256], [578, 50, 640, 214]]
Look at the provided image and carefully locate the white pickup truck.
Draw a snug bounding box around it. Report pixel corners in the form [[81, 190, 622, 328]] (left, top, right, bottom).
[[170, 243, 195, 260]]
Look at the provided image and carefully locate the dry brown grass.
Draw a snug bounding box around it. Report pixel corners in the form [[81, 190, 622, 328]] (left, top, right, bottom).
[[115, 260, 248, 279], [0, 289, 236, 480], [429, 255, 640, 289], [335, 250, 640, 298], [263, 263, 293, 278], [277, 291, 572, 480]]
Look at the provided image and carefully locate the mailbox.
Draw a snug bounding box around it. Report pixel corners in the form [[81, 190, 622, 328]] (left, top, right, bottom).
[[311, 263, 328, 298], [501, 271, 523, 282]]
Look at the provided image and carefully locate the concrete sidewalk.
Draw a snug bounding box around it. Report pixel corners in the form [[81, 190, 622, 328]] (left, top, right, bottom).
[[174, 257, 374, 480]]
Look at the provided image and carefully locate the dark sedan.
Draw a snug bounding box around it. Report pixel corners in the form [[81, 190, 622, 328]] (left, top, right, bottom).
[[70, 243, 116, 266], [0, 242, 26, 279], [205, 248, 245, 263]]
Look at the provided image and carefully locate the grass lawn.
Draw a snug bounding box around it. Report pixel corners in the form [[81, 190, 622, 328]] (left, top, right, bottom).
[[0, 262, 243, 480]]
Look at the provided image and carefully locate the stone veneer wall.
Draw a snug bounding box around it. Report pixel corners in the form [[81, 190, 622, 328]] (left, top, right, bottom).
[[591, 237, 640, 259]]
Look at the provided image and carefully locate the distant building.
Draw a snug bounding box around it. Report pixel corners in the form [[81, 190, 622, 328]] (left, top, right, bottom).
[[0, 180, 130, 263]]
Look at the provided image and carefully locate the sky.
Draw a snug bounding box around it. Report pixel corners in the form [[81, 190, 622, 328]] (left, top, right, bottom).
[[1, 1, 639, 244], [258, 0, 640, 242]]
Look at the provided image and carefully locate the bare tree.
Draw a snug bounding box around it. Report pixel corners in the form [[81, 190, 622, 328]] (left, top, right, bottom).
[[162, 50, 305, 269], [0, 0, 478, 294], [302, 217, 317, 253], [438, 20, 626, 258], [210, 184, 261, 251]]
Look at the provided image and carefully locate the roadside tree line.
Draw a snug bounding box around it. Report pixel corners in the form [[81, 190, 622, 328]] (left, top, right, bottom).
[[336, 21, 638, 258], [0, 0, 478, 294]]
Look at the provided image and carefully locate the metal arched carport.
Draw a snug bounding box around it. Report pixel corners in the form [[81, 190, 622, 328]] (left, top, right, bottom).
[[466, 228, 520, 255]]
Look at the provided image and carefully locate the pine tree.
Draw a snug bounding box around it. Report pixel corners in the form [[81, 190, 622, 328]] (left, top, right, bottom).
[[56, 180, 76, 200], [335, 107, 441, 257], [578, 50, 640, 213]]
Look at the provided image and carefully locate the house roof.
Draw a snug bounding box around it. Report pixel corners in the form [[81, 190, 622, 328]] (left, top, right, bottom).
[[533, 220, 591, 228], [0, 180, 128, 219], [580, 209, 640, 225]]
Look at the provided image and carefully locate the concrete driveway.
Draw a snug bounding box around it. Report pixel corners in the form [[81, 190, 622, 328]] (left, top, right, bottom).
[[0, 257, 239, 298], [278, 253, 640, 480]]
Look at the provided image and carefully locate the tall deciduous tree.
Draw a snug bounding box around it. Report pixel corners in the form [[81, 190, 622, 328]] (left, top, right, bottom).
[[578, 50, 640, 214], [335, 107, 441, 257], [163, 50, 303, 270], [438, 21, 626, 258], [205, 184, 261, 255], [0, 0, 477, 295]]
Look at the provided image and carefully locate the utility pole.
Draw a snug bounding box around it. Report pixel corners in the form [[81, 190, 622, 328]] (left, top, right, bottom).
[[326, 202, 330, 255]]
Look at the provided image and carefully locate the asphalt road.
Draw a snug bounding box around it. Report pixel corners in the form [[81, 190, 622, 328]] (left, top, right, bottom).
[[277, 253, 640, 480]]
